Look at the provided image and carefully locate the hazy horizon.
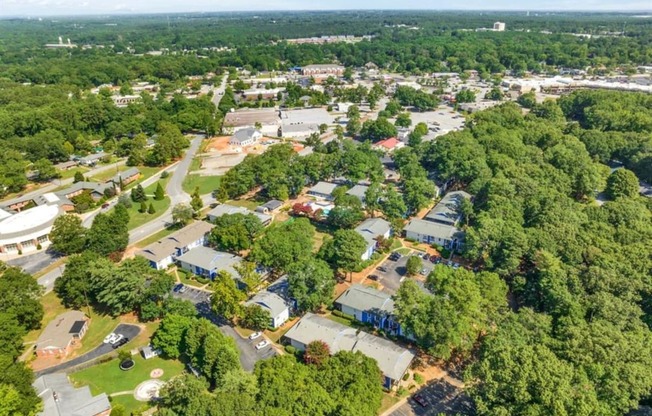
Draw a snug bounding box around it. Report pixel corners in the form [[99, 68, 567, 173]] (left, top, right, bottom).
[[2, 0, 650, 18]]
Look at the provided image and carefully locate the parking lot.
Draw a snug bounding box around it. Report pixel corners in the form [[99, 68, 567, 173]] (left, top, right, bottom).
[[372, 250, 434, 295], [171, 284, 276, 370], [390, 379, 475, 416]]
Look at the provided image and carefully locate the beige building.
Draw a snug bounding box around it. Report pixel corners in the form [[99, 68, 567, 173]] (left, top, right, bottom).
[[35, 311, 89, 358]]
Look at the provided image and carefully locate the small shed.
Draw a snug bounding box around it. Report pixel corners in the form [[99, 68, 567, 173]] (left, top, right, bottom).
[[141, 345, 161, 360]]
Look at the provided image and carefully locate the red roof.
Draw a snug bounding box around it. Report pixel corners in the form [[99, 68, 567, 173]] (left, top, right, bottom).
[[376, 137, 400, 149]]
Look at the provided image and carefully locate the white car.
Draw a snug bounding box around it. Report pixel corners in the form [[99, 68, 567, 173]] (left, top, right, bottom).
[[103, 333, 119, 344], [110, 334, 124, 345], [255, 340, 270, 350], [248, 332, 262, 340]]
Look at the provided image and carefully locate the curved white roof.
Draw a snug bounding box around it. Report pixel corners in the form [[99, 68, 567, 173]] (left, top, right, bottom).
[[0, 204, 60, 236]]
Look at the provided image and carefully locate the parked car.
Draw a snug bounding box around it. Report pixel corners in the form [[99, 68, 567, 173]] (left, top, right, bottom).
[[420, 268, 429, 275], [173, 284, 183, 293], [103, 333, 119, 344], [101, 203, 110, 209], [422, 253, 430, 260], [178, 285, 188, 294], [377, 266, 388, 272], [110, 334, 124, 345], [255, 340, 270, 350], [429, 255, 438, 263], [368, 274, 379, 281], [249, 332, 262, 340], [413, 394, 428, 407], [112, 337, 129, 349]]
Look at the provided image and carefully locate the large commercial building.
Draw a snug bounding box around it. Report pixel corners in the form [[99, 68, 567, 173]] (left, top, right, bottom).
[[301, 64, 345, 76], [0, 204, 64, 254]]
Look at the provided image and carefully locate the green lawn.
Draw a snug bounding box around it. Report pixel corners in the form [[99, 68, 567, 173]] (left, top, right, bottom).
[[126, 178, 171, 230], [70, 355, 185, 414], [396, 248, 412, 255], [182, 174, 220, 195], [227, 199, 259, 210], [59, 167, 90, 180]]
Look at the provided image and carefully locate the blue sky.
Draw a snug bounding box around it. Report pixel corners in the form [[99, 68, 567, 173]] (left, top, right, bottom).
[[2, 0, 649, 17]]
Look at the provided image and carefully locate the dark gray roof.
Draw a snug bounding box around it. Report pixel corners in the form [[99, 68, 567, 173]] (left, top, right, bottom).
[[335, 284, 395, 314], [424, 191, 471, 225], [355, 218, 391, 249], [177, 246, 243, 278], [262, 199, 283, 211], [284, 313, 414, 381], [36, 311, 87, 350], [55, 181, 109, 198], [109, 167, 140, 184], [78, 152, 108, 163], [33, 373, 111, 416]]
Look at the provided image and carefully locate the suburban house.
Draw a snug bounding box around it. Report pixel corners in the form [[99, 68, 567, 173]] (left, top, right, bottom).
[[56, 181, 109, 203], [373, 137, 404, 153], [245, 291, 292, 329], [255, 199, 283, 214], [355, 218, 391, 260], [206, 204, 272, 226], [284, 313, 415, 389], [33, 373, 111, 416], [35, 311, 89, 358], [307, 181, 338, 201], [176, 246, 243, 280], [137, 221, 215, 270], [345, 184, 369, 204], [107, 167, 141, 188], [229, 128, 262, 146], [334, 284, 402, 335], [55, 161, 78, 171], [403, 191, 471, 250], [78, 152, 108, 166]]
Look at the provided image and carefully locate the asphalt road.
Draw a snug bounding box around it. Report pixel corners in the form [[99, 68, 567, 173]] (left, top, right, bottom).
[[7, 250, 61, 276], [35, 323, 141, 376], [374, 251, 433, 295], [172, 285, 274, 371], [37, 264, 65, 294], [390, 379, 474, 416]]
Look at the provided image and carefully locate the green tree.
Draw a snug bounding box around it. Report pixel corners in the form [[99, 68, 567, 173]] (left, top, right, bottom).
[[287, 259, 335, 312], [190, 187, 203, 212], [139, 201, 147, 213], [606, 168, 639, 199], [73, 170, 85, 183], [455, 89, 476, 103], [250, 218, 315, 274], [148, 202, 156, 214], [210, 271, 246, 321], [152, 314, 195, 358], [360, 117, 398, 142], [380, 186, 407, 219], [517, 90, 537, 108], [209, 213, 263, 253], [240, 305, 271, 331], [131, 184, 147, 202], [154, 182, 165, 200], [33, 158, 60, 182], [172, 203, 194, 226], [406, 255, 421, 276], [49, 214, 86, 255], [319, 229, 367, 279], [395, 112, 412, 128], [0, 267, 44, 331], [54, 251, 102, 309]]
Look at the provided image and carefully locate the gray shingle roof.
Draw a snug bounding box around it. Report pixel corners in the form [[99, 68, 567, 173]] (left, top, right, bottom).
[[284, 313, 414, 381], [109, 167, 140, 185], [36, 311, 87, 351], [245, 291, 291, 318], [404, 218, 465, 242], [177, 246, 243, 278], [137, 221, 215, 263], [335, 284, 395, 315], [33, 374, 111, 416], [308, 181, 338, 196], [231, 127, 261, 144], [346, 184, 369, 201], [355, 218, 391, 248], [424, 191, 471, 225]]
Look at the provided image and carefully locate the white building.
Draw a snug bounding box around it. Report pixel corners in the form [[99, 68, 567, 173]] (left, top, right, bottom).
[[0, 204, 64, 254], [229, 128, 262, 146], [137, 221, 215, 270], [245, 291, 292, 329], [494, 22, 506, 31]]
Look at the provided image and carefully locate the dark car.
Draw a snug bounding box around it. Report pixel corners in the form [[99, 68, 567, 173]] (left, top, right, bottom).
[[377, 266, 388, 272], [173, 283, 183, 293], [422, 253, 430, 260], [429, 255, 438, 263], [368, 274, 379, 281], [413, 394, 428, 407], [112, 337, 129, 349]]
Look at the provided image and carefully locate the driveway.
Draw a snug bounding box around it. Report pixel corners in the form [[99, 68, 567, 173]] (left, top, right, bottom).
[[373, 251, 433, 295], [35, 323, 141, 376], [389, 379, 474, 416], [171, 285, 273, 371], [37, 264, 66, 294]]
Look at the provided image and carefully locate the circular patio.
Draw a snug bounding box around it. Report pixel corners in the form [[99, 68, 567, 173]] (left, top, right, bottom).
[[133, 379, 165, 402]]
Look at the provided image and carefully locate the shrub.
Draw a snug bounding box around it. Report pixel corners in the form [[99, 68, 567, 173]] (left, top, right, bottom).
[[331, 310, 354, 321], [194, 275, 211, 285], [284, 345, 298, 355], [402, 373, 410, 381], [36, 244, 42, 250], [413, 373, 424, 384], [161, 171, 170, 179]]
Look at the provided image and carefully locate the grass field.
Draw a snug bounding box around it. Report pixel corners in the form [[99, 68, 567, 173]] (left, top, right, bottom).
[[182, 174, 220, 195], [379, 393, 401, 414], [126, 178, 171, 230], [227, 199, 259, 210], [59, 167, 90, 180], [70, 355, 185, 414]]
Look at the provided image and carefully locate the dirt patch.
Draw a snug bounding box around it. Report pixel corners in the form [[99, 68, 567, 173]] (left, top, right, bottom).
[[205, 136, 232, 152]]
